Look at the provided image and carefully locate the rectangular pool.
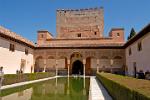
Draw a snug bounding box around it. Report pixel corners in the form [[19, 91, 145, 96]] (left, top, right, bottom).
[[0, 77, 90, 100]]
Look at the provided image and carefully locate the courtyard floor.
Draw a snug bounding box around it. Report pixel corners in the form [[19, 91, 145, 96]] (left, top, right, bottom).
[[89, 76, 112, 100]]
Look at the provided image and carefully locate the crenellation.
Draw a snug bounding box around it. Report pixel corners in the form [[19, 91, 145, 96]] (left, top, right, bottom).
[[56, 7, 103, 12]]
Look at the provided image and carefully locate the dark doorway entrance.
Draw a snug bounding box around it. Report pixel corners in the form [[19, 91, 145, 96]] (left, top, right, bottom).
[[72, 60, 83, 75]]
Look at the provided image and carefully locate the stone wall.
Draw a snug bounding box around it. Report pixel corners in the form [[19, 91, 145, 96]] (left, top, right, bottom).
[[56, 8, 104, 39], [34, 48, 125, 75]]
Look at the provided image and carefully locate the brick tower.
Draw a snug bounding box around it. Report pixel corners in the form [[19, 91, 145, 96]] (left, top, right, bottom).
[[56, 7, 104, 39]]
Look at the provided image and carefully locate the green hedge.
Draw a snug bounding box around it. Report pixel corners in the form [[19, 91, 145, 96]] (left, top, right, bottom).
[[96, 72, 150, 100], [2, 72, 55, 85]]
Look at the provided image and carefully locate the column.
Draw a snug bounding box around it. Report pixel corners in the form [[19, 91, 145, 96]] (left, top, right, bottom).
[[67, 59, 70, 77], [110, 59, 114, 73], [32, 58, 35, 73], [43, 59, 46, 72], [83, 59, 86, 77], [55, 59, 58, 76], [96, 59, 99, 73]]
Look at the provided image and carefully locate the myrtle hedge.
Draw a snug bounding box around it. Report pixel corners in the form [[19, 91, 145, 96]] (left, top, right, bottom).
[[96, 72, 150, 100], [2, 72, 55, 85]]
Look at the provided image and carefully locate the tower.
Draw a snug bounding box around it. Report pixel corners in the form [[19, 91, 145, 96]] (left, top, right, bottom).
[[56, 7, 104, 39]]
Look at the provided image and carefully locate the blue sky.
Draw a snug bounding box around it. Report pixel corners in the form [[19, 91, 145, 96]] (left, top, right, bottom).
[[0, 0, 150, 42]]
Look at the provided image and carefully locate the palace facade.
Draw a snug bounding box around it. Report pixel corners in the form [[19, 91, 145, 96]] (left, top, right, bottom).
[[0, 7, 149, 76]]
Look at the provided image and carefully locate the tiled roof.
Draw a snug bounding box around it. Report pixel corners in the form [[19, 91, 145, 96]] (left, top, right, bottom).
[[0, 26, 35, 47], [124, 23, 150, 48]]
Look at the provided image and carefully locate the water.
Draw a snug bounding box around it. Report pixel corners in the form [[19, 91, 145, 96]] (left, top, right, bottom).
[[0, 77, 90, 100]]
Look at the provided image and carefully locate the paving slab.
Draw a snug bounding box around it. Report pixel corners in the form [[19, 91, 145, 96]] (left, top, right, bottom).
[[89, 76, 112, 100], [0, 76, 60, 90]]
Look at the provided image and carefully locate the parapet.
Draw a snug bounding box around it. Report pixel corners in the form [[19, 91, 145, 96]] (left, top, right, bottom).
[[56, 7, 103, 12]]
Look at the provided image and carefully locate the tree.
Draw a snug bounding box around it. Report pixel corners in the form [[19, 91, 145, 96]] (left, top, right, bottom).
[[127, 28, 136, 40]]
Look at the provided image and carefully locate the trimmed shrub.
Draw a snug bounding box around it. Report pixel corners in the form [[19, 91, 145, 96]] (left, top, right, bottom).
[[96, 72, 150, 100], [2, 72, 55, 85]]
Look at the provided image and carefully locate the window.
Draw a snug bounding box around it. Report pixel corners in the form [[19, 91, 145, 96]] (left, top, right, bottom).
[[129, 47, 132, 56], [9, 43, 15, 52], [41, 34, 44, 38], [101, 56, 108, 59], [77, 33, 81, 37], [94, 32, 97, 35], [137, 42, 142, 51], [114, 56, 122, 59], [117, 33, 120, 37], [25, 48, 28, 55]]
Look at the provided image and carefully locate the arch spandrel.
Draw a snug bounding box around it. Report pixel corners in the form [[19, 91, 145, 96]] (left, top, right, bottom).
[[35, 56, 44, 60], [47, 56, 55, 59], [100, 56, 109, 59], [113, 56, 122, 59]]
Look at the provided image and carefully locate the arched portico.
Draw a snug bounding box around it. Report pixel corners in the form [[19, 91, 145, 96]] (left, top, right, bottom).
[[70, 52, 83, 75], [34, 56, 44, 72]]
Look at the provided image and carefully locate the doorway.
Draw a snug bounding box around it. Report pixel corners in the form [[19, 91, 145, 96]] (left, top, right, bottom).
[[72, 60, 83, 75]]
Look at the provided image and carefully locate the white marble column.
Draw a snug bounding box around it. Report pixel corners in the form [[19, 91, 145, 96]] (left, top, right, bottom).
[[83, 59, 86, 77], [67, 59, 70, 77], [110, 59, 114, 73], [43, 59, 46, 72], [32, 58, 35, 73], [55, 59, 58, 76], [96, 59, 100, 73]]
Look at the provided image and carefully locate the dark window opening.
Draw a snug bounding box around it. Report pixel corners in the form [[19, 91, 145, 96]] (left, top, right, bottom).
[[117, 33, 120, 37], [138, 42, 142, 51], [9, 43, 15, 52], [72, 60, 83, 75], [25, 48, 28, 55], [77, 33, 81, 37], [94, 32, 97, 35], [129, 47, 132, 56]]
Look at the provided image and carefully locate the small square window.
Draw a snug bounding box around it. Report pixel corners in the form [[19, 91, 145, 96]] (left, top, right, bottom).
[[41, 34, 44, 38], [117, 33, 120, 37], [77, 33, 81, 37], [94, 32, 97, 35]]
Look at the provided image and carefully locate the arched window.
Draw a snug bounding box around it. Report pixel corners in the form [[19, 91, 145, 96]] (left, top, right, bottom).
[[48, 56, 54, 59], [114, 56, 122, 59], [101, 56, 108, 59]]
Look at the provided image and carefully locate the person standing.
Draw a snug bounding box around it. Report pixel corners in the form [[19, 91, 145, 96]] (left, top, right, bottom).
[[0, 67, 4, 88]]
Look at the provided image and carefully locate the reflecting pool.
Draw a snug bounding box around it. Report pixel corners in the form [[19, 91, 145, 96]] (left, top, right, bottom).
[[0, 77, 90, 100]]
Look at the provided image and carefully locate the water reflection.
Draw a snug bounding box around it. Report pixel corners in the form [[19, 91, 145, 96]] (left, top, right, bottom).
[[1, 88, 32, 100], [1, 77, 89, 100]]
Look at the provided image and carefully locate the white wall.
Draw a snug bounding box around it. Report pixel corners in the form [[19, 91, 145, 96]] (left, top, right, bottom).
[[125, 32, 150, 76], [0, 37, 34, 74]]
